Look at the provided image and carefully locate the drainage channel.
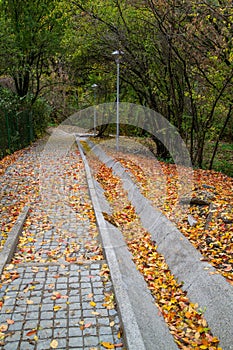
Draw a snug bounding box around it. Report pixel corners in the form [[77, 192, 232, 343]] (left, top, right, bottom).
[[77, 138, 181, 350], [82, 139, 233, 350]]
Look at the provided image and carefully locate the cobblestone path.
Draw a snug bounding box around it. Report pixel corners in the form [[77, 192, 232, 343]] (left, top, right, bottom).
[[0, 132, 124, 349]]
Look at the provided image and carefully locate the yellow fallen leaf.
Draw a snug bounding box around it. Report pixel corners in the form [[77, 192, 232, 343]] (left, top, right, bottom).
[[91, 311, 100, 316], [90, 301, 96, 307], [0, 332, 7, 341], [101, 342, 115, 349], [27, 299, 34, 305], [50, 339, 58, 349], [5, 264, 14, 270], [53, 305, 62, 312]]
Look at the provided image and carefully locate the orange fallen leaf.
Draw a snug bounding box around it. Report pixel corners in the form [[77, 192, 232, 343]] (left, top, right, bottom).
[[0, 324, 8, 332], [185, 311, 192, 319], [101, 342, 115, 349], [6, 319, 14, 325], [26, 329, 37, 336]]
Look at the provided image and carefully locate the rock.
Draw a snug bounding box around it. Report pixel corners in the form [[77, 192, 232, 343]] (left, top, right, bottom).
[[218, 205, 233, 224], [200, 191, 216, 200], [202, 184, 216, 190], [205, 236, 213, 245], [188, 214, 198, 227], [180, 190, 215, 206], [190, 197, 210, 206]]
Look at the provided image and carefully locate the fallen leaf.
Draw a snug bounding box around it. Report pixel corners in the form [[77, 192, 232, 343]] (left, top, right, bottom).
[[6, 319, 14, 325], [84, 323, 92, 328], [5, 264, 14, 271], [101, 342, 115, 349], [50, 339, 58, 349], [26, 329, 37, 337], [90, 301, 96, 307], [53, 305, 62, 312], [0, 325, 8, 332]]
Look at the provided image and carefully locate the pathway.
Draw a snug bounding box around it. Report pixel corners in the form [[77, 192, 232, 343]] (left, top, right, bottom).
[[0, 132, 124, 350]]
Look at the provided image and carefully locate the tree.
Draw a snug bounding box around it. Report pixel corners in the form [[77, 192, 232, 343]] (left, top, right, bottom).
[[0, 0, 67, 102]]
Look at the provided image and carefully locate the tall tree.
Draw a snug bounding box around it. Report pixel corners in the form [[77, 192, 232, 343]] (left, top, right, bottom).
[[0, 0, 67, 101]]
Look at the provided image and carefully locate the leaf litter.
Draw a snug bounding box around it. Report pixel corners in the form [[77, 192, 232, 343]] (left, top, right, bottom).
[[114, 154, 233, 283], [0, 137, 126, 349], [84, 141, 223, 349]]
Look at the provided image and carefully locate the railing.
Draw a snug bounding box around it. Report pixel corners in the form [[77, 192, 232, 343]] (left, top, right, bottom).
[[0, 109, 34, 158]]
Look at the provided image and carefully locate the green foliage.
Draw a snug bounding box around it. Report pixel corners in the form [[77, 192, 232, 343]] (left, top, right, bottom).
[[0, 0, 67, 98], [203, 141, 233, 177], [0, 87, 20, 112], [0, 87, 52, 158], [0, 0, 232, 176], [31, 97, 52, 138]]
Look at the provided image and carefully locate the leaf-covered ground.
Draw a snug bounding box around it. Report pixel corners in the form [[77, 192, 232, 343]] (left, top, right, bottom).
[[115, 155, 233, 283], [0, 139, 103, 263], [1, 136, 232, 349], [0, 137, 125, 349], [84, 146, 223, 350], [94, 138, 232, 284]]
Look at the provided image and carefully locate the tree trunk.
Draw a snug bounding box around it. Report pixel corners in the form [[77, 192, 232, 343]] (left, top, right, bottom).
[[152, 135, 171, 159], [209, 104, 232, 170]]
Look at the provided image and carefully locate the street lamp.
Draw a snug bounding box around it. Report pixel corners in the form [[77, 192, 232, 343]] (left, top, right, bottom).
[[91, 83, 98, 136], [112, 50, 124, 151]]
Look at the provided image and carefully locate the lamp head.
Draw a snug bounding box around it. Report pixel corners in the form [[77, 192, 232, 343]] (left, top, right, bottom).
[[112, 50, 124, 62]]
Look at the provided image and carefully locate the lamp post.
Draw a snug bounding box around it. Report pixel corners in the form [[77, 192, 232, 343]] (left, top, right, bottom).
[[112, 50, 124, 151], [91, 83, 98, 136]]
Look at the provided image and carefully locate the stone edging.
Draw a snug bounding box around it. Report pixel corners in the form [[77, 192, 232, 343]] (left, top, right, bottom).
[[87, 140, 233, 350], [0, 205, 30, 275], [76, 138, 179, 350]]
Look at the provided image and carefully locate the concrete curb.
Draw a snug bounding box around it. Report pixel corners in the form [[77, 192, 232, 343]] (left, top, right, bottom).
[[0, 205, 29, 275], [87, 141, 233, 350], [76, 138, 179, 350]]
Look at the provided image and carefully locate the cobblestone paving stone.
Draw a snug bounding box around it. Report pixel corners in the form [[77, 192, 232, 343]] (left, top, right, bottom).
[[0, 132, 125, 349], [0, 263, 122, 350]]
